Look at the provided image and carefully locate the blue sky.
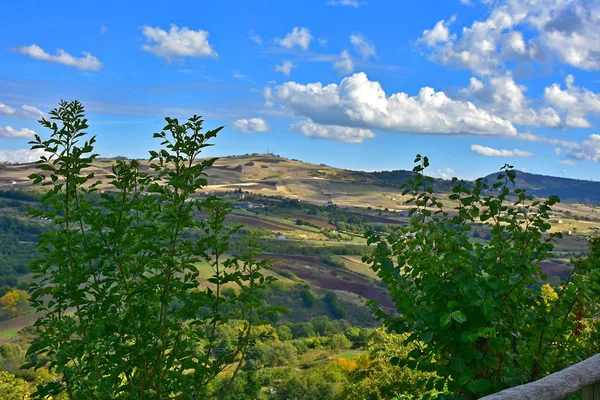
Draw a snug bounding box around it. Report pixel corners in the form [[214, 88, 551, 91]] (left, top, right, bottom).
[[0, 0, 599, 180]]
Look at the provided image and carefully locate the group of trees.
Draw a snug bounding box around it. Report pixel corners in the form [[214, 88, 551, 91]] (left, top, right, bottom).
[[0, 215, 46, 286], [1, 102, 599, 399]]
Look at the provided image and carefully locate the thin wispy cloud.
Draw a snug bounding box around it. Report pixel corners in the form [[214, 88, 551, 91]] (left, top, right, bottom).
[[248, 30, 262, 45], [327, 0, 365, 7], [350, 33, 376, 59], [12, 45, 102, 71], [471, 145, 533, 157], [0, 103, 44, 119]]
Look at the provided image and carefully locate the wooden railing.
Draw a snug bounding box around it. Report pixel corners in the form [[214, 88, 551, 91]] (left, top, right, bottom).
[[480, 354, 600, 400]]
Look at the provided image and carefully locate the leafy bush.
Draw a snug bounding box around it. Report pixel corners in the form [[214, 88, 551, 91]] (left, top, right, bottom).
[[342, 329, 434, 400], [0, 371, 32, 400], [364, 155, 600, 398], [329, 333, 352, 350], [299, 287, 317, 307], [251, 341, 298, 367]]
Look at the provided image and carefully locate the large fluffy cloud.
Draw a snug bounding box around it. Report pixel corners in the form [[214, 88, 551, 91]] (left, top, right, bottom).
[[544, 75, 600, 128], [419, 0, 600, 75], [142, 25, 218, 60], [461, 75, 562, 127], [540, 1, 600, 70], [471, 144, 533, 157], [267, 72, 518, 137], [12, 45, 102, 71], [232, 118, 270, 133], [0, 103, 44, 119]]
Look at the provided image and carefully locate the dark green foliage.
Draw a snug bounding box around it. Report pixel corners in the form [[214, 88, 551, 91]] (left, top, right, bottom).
[[299, 287, 317, 307], [248, 341, 298, 367], [263, 240, 371, 257], [344, 327, 373, 349], [324, 292, 346, 319], [24, 100, 275, 399], [364, 155, 600, 398], [289, 322, 316, 339]]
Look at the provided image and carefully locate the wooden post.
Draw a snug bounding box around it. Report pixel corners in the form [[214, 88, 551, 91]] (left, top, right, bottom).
[[480, 354, 600, 400], [584, 383, 600, 400]]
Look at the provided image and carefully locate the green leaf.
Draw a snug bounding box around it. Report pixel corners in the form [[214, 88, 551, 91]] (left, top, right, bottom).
[[452, 310, 467, 324]]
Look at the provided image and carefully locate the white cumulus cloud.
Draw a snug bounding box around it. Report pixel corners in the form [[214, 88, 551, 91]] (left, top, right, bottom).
[[0, 148, 47, 163], [544, 75, 600, 128], [291, 120, 375, 143], [275, 61, 296, 76], [420, 17, 456, 47], [461, 75, 562, 127], [0, 126, 37, 138], [232, 118, 270, 133], [350, 33, 376, 59], [419, 0, 600, 75], [13, 45, 102, 71], [268, 72, 517, 137], [471, 144, 533, 157], [277, 27, 313, 50], [142, 25, 218, 60]]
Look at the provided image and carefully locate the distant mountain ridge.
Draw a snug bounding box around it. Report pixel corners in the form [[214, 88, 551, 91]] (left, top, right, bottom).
[[483, 171, 600, 204]]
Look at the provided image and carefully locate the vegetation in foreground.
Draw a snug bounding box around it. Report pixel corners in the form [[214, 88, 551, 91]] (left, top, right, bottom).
[[0, 101, 597, 399]]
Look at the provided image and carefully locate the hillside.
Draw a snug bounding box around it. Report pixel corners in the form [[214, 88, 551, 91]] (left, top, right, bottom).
[[2, 153, 599, 206]]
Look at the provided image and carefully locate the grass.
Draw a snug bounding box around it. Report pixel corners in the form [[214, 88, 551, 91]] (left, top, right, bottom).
[[0, 328, 20, 339], [339, 256, 377, 279], [335, 350, 364, 359]]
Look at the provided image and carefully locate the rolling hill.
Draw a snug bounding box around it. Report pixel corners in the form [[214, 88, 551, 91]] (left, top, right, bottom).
[[1, 153, 599, 206]]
